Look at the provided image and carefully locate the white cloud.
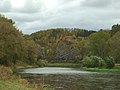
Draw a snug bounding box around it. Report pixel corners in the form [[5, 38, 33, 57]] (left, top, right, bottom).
[[0, 0, 12, 12], [0, 0, 120, 34], [10, 0, 25, 8]]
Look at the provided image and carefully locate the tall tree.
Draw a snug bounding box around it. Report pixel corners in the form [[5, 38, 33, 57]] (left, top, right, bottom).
[[109, 31, 120, 63], [0, 15, 24, 66], [89, 30, 110, 59]]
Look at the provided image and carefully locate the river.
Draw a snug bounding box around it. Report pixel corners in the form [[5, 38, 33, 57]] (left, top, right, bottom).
[[17, 67, 120, 90]]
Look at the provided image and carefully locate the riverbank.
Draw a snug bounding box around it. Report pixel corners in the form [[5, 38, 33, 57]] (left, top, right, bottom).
[[47, 63, 120, 73], [0, 65, 53, 90], [16, 63, 120, 73], [80, 67, 120, 73], [0, 80, 33, 90], [0, 65, 35, 90], [47, 63, 81, 68]]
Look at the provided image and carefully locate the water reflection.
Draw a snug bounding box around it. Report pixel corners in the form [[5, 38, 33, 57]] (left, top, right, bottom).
[[18, 67, 120, 90]]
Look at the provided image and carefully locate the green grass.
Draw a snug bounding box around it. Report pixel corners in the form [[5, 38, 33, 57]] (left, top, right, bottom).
[[16, 65, 37, 69], [80, 66, 120, 73], [0, 65, 35, 90], [47, 63, 81, 68], [0, 80, 54, 90], [0, 80, 32, 90], [0, 65, 54, 90]]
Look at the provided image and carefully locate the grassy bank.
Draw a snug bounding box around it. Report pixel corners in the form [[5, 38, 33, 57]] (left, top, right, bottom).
[[0, 65, 37, 90], [0, 65, 53, 90], [47, 63, 81, 68], [0, 80, 33, 90], [80, 67, 120, 73]]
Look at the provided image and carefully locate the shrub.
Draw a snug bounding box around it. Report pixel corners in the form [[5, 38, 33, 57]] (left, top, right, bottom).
[[83, 56, 92, 68], [83, 56, 105, 68], [105, 56, 115, 69], [36, 60, 48, 67], [99, 59, 106, 68]]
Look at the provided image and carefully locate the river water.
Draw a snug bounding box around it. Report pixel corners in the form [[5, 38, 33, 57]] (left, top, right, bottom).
[[18, 67, 120, 90]]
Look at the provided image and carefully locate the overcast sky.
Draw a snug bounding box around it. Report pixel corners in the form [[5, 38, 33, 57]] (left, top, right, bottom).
[[0, 0, 120, 34]]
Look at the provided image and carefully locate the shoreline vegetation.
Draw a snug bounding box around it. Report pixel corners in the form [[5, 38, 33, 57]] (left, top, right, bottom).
[[0, 66, 34, 90], [16, 63, 120, 73], [0, 65, 53, 90]]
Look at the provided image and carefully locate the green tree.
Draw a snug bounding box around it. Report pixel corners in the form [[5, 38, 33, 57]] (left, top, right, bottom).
[[105, 56, 115, 69], [89, 30, 110, 59], [109, 31, 120, 63], [23, 36, 39, 65], [111, 24, 120, 36], [76, 38, 90, 61], [0, 15, 24, 66]]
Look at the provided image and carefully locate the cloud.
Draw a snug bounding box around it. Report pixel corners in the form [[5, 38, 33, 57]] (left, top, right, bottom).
[[5, 13, 42, 22], [0, 0, 12, 12], [12, 0, 43, 13], [81, 0, 120, 9], [81, 0, 112, 8], [1, 0, 120, 34]]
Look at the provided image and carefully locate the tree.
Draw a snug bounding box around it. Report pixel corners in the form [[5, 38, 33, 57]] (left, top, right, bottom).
[[89, 30, 110, 59], [109, 31, 120, 63], [105, 56, 115, 69], [111, 24, 120, 36], [0, 15, 24, 66], [76, 38, 90, 61]]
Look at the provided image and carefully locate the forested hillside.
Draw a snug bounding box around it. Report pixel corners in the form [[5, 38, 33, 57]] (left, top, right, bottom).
[[29, 27, 120, 64], [30, 28, 96, 62], [0, 14, 120, 67]]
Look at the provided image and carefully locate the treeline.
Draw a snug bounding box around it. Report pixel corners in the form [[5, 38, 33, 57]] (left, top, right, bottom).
[[30, 26, 120, 64], [0, 15, 120, 67]]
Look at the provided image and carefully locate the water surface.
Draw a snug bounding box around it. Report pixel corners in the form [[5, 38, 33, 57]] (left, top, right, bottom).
[[18, 67, 120, 90]]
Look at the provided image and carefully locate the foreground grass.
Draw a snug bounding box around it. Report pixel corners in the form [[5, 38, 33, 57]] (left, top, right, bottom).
[[0, 65, 36, 90], [0, 80, 32, 90], [0, 65, 54, 90]]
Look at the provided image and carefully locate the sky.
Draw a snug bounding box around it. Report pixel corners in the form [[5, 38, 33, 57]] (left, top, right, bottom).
[[0, 0, 120, 34]]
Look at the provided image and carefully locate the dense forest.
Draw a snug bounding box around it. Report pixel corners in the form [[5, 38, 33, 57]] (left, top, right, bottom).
[[0, 14, 120, 68]]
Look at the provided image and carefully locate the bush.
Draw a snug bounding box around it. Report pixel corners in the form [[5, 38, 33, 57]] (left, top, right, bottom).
[[105, 56, 115, 69], [99, 59, 106, 68], [83, 56, 92, 68], [36, 60, 48, 67], [83, 56, 105, 68]]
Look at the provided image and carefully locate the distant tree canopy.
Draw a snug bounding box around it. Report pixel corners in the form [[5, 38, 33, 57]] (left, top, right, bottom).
[[28, 24, 120, 64], [30, 28, 96, 61], [111, 24, 120, 36]]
